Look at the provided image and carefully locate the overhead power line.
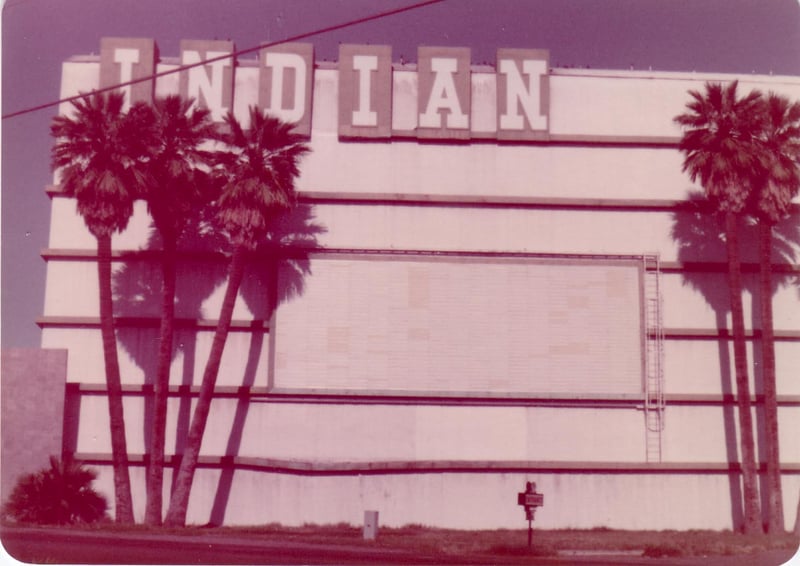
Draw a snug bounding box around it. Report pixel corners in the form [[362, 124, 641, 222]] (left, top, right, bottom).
[[2, 0, 445, 120]]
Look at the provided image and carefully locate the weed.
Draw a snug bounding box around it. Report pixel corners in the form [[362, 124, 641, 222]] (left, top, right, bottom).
[[642, 543, 684, 558], [489, 543, 557, 557]]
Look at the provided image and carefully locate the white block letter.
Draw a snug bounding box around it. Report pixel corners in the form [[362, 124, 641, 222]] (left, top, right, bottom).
[[419, 58, 468, 129], [265, 52, 306, 124], [499, 59, 547, 131], [351, 55, 378, 126], [114, 48, 140, 111], [182, 50, 231, 121]]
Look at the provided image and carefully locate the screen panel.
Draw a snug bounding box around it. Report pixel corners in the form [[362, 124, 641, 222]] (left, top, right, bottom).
[[272, 254, 644, 397]]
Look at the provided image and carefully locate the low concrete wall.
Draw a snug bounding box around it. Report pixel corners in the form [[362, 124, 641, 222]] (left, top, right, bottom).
[[84, 464, 800, 531]]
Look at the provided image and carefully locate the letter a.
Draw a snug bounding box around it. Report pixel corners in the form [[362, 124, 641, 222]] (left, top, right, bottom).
[[417, 47, 470, 139], [419, 58, 468, 129]]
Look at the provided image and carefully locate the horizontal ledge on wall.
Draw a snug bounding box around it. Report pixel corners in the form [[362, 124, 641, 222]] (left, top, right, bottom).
[[298, 192, 683, 211], [545, 134, 681, 147], [67, 383, 272, 397], [660, 261, 800, 274], [45, 184, 800, 213], [262, 389, 800, 407], [262, 388, 646, 405], [40, 247, 799, 275], [375, 133, 682, 147], [665, 394, 800, 405], [300, 192, 792, 212], [41, 247, 656, 263], [41, 248, 229, 261], [38, 315, 799, 341], [37, 316, 270, 332], [664, 328, 800, 341], [69, 453, 800, 476], [65, 383, 644, 404], [63, 383, 800, 406]]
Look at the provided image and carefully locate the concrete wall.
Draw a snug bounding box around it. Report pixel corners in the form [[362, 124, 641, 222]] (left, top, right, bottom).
[[40, 46, 800, 530], [1, 349, 67, 503], [80, 467, 800, 530]]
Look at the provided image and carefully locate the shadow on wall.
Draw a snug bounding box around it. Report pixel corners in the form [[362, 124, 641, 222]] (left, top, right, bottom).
[[670, 191, 800, 531], [208, 204, 326, 526], [111, 204, 326, 525]]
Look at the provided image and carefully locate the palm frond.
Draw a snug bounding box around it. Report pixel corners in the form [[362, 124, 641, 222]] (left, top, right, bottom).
[[751, 93, 800, 223], [50, 91, 150, 237], [141, 95, 218, 239], [214, 107, 310, 249], [674, 81, 768, 214]]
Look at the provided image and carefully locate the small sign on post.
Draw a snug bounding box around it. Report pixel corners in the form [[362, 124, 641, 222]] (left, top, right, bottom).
[[517, 481, 544, 548]]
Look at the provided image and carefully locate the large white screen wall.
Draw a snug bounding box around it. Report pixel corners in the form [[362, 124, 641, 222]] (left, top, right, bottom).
[[272, 254, 644, 397]]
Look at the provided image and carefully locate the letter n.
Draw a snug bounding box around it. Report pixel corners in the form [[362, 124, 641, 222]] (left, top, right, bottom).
[[179, 40, 235, 122], [496, 48, 550, 141]]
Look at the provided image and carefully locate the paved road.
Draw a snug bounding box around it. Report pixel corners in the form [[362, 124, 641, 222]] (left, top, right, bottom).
[[2, 527, 449, 565], [2, 526, 798, 565]]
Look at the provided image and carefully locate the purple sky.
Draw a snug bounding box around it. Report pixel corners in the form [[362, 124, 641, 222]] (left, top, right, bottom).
[[2, 0, 799, 349]]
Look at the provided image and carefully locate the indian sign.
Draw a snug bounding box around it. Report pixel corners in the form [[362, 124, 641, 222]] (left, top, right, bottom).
[[99, 38, 550, 140]]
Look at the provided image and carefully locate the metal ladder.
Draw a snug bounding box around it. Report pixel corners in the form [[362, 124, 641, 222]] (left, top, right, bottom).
[[643, 254, 665, 463]]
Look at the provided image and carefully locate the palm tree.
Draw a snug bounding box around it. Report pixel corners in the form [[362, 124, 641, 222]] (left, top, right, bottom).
[[4, 456, 108, 525], [674, 81, 765, 534], [164, 107, 310, 526], [140, 96, 217, 526], [750, 92, 800, 533], [51, 91, 151, 523]]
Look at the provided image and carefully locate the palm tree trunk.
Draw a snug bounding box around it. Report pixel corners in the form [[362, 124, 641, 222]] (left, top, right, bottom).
[[758, 220, 783, 532], [97, 233, 135, 524], [725, 212, 761, 534], [145, 239, 178, 525], [164, 246, 247, 527]]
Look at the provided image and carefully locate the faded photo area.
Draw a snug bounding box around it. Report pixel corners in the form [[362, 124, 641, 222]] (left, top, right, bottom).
[[2, 1, 800, 563]]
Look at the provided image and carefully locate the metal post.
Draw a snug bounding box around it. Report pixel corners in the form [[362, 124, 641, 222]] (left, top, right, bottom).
[[518, 481, 543, 550], [527, 518, 532, 548]]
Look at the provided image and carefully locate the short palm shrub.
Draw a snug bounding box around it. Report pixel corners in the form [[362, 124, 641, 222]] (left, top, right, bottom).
[[3, 456, 108, 525]]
